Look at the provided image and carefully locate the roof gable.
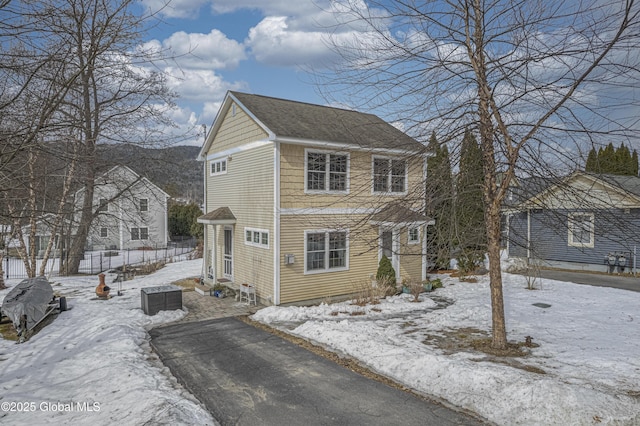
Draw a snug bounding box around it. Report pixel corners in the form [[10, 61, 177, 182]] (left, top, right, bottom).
[[521, 171, 640, 209], [199, 91, 424, 159]]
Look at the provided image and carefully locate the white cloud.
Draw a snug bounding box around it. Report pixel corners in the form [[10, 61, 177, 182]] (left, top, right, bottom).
[[140, 0, 208, 19], [142, 30, 245, 70], [246, 16, 340, 68]]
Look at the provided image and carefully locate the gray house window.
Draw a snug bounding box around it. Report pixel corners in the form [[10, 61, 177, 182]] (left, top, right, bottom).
[[568, 213, 594, 248], [100, 227, 108, 238], [97, 198, 108, 212], [139, 198, 148, 212]]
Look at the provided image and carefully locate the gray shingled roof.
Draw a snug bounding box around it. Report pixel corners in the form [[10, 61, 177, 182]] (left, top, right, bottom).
[[231, 92, 424, 152], [197, 207, 236, 224]]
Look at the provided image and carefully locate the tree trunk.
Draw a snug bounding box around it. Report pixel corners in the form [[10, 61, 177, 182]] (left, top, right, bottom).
[[486, 201, 507, 349]]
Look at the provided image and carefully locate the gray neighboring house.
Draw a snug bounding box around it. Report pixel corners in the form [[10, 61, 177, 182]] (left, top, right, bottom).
[[75, 165, 169, 250], [504, 171, 640, 273]]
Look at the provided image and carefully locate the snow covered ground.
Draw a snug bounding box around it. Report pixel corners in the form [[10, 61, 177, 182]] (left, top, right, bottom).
[[253, 272, 640, 425], [1, 259, 639, 425], [0, 259, 216, 426]]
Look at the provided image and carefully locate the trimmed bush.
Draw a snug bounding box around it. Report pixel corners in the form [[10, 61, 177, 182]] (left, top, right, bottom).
[[376, 255, 397, 294]]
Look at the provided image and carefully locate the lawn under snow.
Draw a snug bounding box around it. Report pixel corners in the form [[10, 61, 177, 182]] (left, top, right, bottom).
[[1, 260, 639, 426], [0, 259, 216, 426], [253, 273, 640, 426]]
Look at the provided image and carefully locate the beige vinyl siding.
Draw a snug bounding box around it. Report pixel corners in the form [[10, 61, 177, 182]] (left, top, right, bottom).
[[398, 228, 423, 282], [279, 214, 380, 304], [209, 101, 269, 153], [206, 142, 275, 302], [280, 143, 425, 210]]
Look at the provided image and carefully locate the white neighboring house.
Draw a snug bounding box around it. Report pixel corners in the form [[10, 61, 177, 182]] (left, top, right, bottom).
[[75, 165, 169, 250]]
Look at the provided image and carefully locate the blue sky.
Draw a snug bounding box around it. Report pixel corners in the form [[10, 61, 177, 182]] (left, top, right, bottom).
[[138, 0, 349, 144]]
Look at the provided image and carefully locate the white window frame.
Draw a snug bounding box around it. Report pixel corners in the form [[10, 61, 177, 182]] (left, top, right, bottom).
[[372, 156, 407, 194], [568, 212, 594, 248], [97, 198, 108, 212], [408, 226, 420, 244], [304, 229, 349, 274], [139, 198, 148, 212], [244, 227, 270, 249], [304, 149, 350, 194], [131, 227, 149, 241], [209, 157, 228, 176], [100, 227, 108, 238]]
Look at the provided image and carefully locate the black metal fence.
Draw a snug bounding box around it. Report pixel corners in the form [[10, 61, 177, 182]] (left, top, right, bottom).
[[3, 239, 198, 280]]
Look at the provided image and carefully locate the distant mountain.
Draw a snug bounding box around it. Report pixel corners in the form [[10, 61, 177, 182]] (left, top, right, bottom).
[[97, 144, 203, 203]]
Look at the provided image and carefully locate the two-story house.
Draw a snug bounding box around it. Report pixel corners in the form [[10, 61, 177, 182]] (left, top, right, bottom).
[[75, 165, 169, 250], [198, 92, 432, 305]]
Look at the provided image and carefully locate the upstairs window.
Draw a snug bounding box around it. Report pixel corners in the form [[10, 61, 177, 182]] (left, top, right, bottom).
[[305, 150, 348, 193], [139, 198, 148, 212], [97, 198, 108, 212], [210, 158, 228, 176], [373, 157, 406, 193], [100, 227, 108, 238]]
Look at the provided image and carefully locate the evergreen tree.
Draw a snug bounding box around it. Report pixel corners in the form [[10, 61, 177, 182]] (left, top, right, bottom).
[[632, 150, 639, 176], [601, 142, 616, 173], [455, 129, 486, 271], [585, 148, 598, 173], [426, 132, 454, 269]]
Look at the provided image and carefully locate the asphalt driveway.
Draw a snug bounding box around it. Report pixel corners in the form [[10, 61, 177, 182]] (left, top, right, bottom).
[[149, 317, 485, 426]]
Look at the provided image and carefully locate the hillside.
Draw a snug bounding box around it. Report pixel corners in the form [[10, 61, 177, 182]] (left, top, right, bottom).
[[97, 144, 203, 203]]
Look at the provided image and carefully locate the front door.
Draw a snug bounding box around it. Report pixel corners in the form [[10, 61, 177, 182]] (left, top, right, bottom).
[[224, 227, 233, 278], [380, 229, 399, 282]]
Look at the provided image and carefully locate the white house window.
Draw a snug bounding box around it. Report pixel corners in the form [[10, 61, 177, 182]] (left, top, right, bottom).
[[131, 227, 149, 241], [373, 157, 406, 193], [568, 213, 594, 248], [209, 158, 228, 176], [139, 198, 148, 212], [97, 198, 108, 212], [305, 150, 348, 193], [244, 227, 269, 249], [408, 227, 420, 244], [100, 227, 108, 238], [305, 230, 348, 273]]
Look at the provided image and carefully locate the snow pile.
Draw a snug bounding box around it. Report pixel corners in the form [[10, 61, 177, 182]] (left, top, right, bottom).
[[0, 260, 215, 426], [253, 273, 640, 425]]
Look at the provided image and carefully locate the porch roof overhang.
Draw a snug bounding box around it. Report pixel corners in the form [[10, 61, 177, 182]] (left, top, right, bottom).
[[369, 202, 434, 227], [197, 207, 237, 225]]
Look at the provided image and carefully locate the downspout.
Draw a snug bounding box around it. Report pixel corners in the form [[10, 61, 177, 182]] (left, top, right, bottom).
[[527, 209, 531, 259], [422, 154, 428, 281], [119, 198, 124, 249], [273, 140, 281, 305], [202, 126, 209, 280]]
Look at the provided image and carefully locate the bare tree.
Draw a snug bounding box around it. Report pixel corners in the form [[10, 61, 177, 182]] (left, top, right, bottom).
[[323, 0, 640, 349], [0, 0, 177, 275]]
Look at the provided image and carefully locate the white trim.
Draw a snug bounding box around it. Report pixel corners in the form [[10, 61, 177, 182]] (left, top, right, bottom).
[[205, 139, 272, 162], [209, 157, 228, 176], [567, 212, 595, 248], [276, 136, 424, 156], [303, 229, 349, 275], [371, 155, 408, 195], [281, 207, 376, 216], [408, 226, 420, 244], [303, 148, 350, 195], [378, 227, 400, 283], [223, 225, 234, 279], [244, 227, 270, 249], [274, 141, 281, 305]]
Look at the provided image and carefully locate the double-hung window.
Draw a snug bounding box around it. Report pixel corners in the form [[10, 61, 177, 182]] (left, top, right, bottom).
[[305, 230, 348, 273], [305, 150, 348, 193], [100, 227, 108, 238], [97, 198, 108, 212], [568, 213, 594, 248], [373, 157, 406, 193], [139, 198, 148, 212], [131, 227, 149, 241], [408, 227, 420, 244]]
